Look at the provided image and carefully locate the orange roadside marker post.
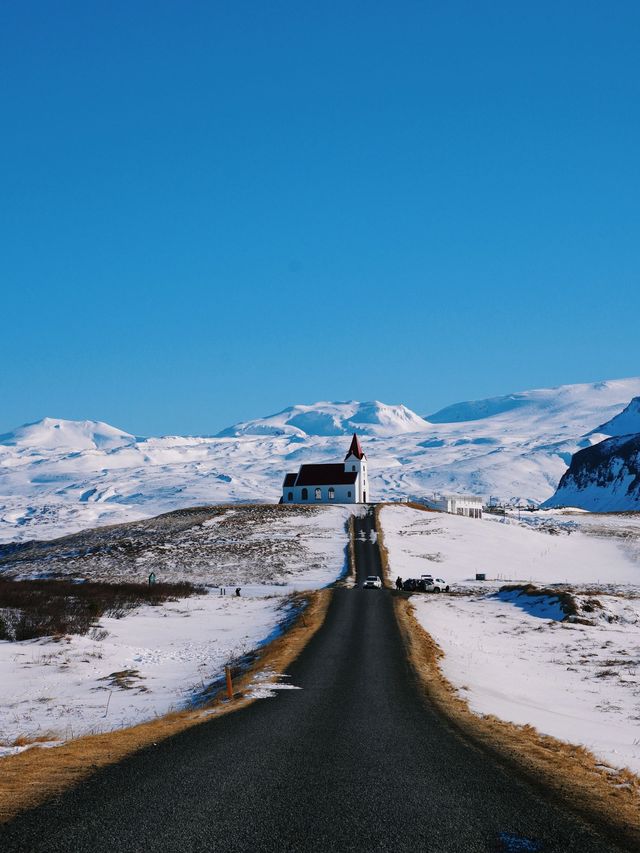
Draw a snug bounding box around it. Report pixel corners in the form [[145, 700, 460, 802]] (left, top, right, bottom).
[[225, 666, 233, 699]]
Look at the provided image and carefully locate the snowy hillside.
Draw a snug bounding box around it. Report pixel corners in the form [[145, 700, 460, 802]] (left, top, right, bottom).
[[427, 378, 640, 435], [0, 418, 135, 450], [545, 433, 640, 511], [2, 377, 640, 541], [217, 400, 431, 438], [592, 396, 640, 437], [380, 505, 640, 774]]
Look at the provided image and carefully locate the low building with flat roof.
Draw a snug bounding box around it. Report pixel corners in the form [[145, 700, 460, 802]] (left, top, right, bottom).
[[425, 494, 483, 518]]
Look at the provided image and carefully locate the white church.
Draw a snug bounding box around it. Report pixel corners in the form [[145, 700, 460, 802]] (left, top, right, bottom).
[[281, 433, 369, 504]]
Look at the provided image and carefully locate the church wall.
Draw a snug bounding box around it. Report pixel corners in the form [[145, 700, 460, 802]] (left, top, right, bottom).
[[344, 454, 368, 502], [282, 483, 358, 504]]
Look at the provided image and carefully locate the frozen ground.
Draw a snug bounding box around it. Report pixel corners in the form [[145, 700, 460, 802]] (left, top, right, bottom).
[[412, 591, 640, 775], [0, 504, 358, 588], [0, 505, 354, 754], [380, 505, 640, 775], [380, 505, 640, 589], [2, 377, 640, 542], [498, 509, 640, 566], [0, 590, 286, 757]]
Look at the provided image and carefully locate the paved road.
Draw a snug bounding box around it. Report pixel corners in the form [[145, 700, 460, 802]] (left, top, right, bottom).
[[1, 508, 626, 852]]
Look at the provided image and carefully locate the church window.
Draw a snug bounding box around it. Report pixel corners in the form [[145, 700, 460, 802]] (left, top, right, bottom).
[[352, 465, 356, 471], [328, 487, 335, 500], [347, 491, 352, 498], [287, 492, 293, 501], [301, 488, 308, 500], [315, 488, 322, 500]]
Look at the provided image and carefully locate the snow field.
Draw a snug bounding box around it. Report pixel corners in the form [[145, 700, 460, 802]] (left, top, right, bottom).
[[0, 505, 355, 754], [379, 505, 640, 588], [0, 591, 283, 758], [412, 593, 640, 775], [379, 504, 640, 775]]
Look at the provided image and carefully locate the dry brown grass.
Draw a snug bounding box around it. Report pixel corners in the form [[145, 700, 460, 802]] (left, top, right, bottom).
[[401, 501, 440, 513], [0, 588, 332, 824], [5, 733, 57, 749], [394, 596, 640, 851], [499, 583, 580, 617]]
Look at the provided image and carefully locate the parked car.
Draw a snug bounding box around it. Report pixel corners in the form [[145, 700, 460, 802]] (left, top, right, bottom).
[[422, 577, 450, 593], [402, 578, 419, 592], [363, 575, 382, 589]]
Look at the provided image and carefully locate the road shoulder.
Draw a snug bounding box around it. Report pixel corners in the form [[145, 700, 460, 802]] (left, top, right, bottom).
[[0, 588, 332, 824], [393, 594, 640, 852]]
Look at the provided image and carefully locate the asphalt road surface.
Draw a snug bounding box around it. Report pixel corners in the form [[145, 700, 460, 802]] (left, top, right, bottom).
[[1, 508, 627, 852]]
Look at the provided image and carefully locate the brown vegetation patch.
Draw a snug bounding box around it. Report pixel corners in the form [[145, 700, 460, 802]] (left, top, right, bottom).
[[393, 596, 640, 851], [0, 577, 203, 641], [0, 503, 329, 587], [400, 501, 440, 513], [97, 669, 147, 692], [499, 583, 579, 618], [0, 588, 332, 824], [5, 734, 57, 749]]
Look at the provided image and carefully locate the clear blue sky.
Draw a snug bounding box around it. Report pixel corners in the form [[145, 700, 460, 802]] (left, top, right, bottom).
[[1, 2, 639, 436]]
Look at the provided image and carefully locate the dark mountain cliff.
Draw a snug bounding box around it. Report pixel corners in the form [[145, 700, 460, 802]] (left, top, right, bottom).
[[544, 433, 640, 511]]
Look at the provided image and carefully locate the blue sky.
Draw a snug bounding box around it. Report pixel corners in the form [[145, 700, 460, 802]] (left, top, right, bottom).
[[1, 2, 639, 436]]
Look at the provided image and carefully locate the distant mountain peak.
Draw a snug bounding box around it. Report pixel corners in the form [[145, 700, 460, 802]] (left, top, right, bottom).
[[0, 417, 135, 450], [217, 400, 431, 438]]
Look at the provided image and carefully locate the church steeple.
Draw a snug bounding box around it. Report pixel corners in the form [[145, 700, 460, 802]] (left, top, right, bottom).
[[345, 432, 365, 461]]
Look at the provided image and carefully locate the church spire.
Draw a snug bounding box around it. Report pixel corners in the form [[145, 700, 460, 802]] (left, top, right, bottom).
[[345, 432, 365, 460]]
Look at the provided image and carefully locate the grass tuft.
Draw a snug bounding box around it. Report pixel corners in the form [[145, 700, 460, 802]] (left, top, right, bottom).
[[498, 583, 579, 617]]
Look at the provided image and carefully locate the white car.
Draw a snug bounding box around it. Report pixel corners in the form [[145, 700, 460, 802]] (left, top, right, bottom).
[[422, 577, 450, 593], [363, 575, 382, 589]]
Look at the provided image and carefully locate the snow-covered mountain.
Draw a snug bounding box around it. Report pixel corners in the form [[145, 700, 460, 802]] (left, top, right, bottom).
[[592, 396, 640, 437], [542, 394, 640, 511], [0, 418, 135, 450], [2, 377, 640, 542], [545, 433, 640, 512], [217, 401, 431, 438], [427, 379, 640, 436]]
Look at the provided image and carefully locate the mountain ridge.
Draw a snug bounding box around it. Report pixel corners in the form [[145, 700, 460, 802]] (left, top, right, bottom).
[[3, 376, 640, 541], [216, 400, 431, 438]]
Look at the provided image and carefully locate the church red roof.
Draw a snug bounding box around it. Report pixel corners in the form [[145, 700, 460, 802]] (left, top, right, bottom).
[[295, 464, 358, 486], [344, 432, 365, 461]]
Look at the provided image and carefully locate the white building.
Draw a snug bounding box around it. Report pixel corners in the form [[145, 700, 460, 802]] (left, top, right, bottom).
[[426, 494, 484, 518], [281, 434, 368, 504]]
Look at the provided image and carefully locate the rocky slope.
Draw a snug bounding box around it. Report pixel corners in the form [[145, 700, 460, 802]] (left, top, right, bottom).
[[544, 432, 640, 511]]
